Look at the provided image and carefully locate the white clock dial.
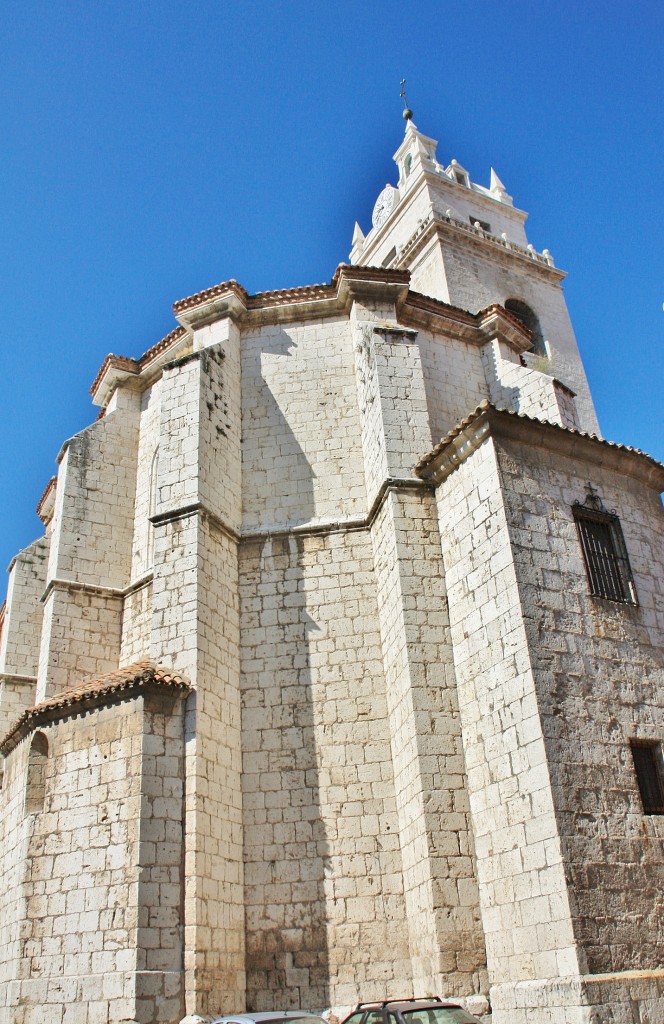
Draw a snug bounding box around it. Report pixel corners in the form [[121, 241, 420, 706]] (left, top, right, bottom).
[[372, 185, 396, 229]]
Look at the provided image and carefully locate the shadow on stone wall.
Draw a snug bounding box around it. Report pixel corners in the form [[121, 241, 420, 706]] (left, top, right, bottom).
[[241, 329, 331, 1011]]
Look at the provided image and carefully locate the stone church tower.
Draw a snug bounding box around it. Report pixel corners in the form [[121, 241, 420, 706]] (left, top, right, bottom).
[[1, 113, 663, 1024]]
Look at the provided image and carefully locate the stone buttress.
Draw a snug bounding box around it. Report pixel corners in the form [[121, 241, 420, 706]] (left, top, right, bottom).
[[0, 113, 663, 1024]]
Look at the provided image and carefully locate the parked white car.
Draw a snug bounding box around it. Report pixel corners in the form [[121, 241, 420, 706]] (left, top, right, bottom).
[[211, 1013, 330, 1024]]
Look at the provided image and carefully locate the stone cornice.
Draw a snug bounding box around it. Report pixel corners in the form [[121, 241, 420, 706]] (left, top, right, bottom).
[[90, 327, 190, 406], [89, 267, 531, 410], [40, 572, 154, 605], [396, 210, 565, 284], [416, 402, 664, 491]]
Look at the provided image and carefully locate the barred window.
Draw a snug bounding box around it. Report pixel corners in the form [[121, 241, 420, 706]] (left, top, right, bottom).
[[631, 741, 664, 814], [573, 488, 637, 604]]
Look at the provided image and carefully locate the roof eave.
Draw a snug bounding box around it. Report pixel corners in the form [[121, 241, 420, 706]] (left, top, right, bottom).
[[416, 403, 664, 492]]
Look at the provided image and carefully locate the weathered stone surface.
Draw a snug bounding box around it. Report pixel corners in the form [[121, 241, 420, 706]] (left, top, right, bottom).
[[1, 114, 662, 1024]]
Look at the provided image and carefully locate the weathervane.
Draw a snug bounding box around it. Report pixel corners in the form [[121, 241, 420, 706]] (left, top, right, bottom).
[[400, 79, 413, 121]]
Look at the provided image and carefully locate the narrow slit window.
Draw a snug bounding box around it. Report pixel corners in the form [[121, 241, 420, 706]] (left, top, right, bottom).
[[631, 741, 664, 814]]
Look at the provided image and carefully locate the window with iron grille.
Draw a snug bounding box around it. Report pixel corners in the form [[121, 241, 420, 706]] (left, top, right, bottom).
[[630, 741, 664, 814], [572, 487, 637, 604]]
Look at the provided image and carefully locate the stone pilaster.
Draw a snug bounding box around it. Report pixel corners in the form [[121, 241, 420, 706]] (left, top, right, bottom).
[[151, 317, 244, 1017], [0, 537, 49, 736], [36, 402, 140, 701], [352, 295, 487, 994]]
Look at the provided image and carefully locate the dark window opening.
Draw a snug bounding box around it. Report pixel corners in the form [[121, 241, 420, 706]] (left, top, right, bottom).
[[454, 171, 467, 185], [573, 488, 637, 604], [504, 297, 546, 356], [631, 741, 664, 814], [470, 216, 491, 232]]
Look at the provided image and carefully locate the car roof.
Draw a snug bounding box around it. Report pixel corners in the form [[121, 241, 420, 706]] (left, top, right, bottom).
[[212, 1015, 326, 1024], [353, 1003, 463, 1014]]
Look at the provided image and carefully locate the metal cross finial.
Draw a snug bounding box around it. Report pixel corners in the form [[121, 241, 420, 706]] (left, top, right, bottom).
[[400, 79, 413, 121], [584, 482, 605, 511]]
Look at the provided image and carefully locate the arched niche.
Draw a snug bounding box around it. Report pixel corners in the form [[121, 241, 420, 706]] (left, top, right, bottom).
[[505, 298, 547, 356], [25, 731, 49, 814]]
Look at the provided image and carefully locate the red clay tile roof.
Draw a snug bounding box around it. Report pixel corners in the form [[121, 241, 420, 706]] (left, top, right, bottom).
[[415, 401, 664, 479], [89, 327, 188, 399], [91, 266, 531, 405], [138, 325, 188, 370], [172, 264, 411, 316], [0, 659, 190, 755], [89, 354, 140, 399], [172, 279, 249, 315], [36, 476, 57, 521]]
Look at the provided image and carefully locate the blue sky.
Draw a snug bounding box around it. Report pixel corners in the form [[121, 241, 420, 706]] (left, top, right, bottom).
[[0, 1, 662, 574]]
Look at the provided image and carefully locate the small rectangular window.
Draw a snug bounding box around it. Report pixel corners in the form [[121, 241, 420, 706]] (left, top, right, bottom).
[[573, 504, 637, 604], [631, 741, 664, 814], [469, 216, 491, 232]]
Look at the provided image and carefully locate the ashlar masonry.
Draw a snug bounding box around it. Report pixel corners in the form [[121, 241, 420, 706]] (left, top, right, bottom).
[[1, 116, 663, 1024]]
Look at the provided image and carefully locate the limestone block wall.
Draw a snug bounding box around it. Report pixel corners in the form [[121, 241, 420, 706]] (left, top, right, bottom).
[[351, 303, 391, 509], [37, 585, 124, 701], [439, 242, 598, 434], [151, 337, 244, 1017], [496, 436, 664, 976], [434, 436, 581, 999], [371, 487, 487, 997], [408, 240, 451, 305], [0, 537, 49, 735], [239, 528, 410, 1011], [195, 319, 242, 533], [46, 404, 140, 591], [115, 382, 164, 667], [0, 538, 49, 679], [0, 730, 31, 1016], [0, 691, 187, 1024], [120, 581, 153, 666], [36, 404, 141, 701], [552, 381, 579, 431], [480, 339, 578, 429], [241, 318, 366, 532], [371, 329, 432, 478], [417, 328, 488, 443], [135, 690, 187, 1022], [129, 382, 163, 583], [184, 515, 243, 1013]]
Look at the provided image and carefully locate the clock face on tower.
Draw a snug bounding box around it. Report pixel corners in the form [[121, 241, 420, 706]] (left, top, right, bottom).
[[372, 185, 397, 229]]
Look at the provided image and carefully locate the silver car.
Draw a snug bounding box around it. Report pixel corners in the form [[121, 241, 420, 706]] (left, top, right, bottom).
[[212, 1013, 329, 1024]]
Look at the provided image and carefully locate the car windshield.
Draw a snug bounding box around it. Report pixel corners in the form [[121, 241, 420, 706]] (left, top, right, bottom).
[[402, 1010, 479, 1024]]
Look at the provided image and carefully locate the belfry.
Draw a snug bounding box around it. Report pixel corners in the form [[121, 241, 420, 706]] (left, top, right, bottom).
[[1, 107, 663, 1024]]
